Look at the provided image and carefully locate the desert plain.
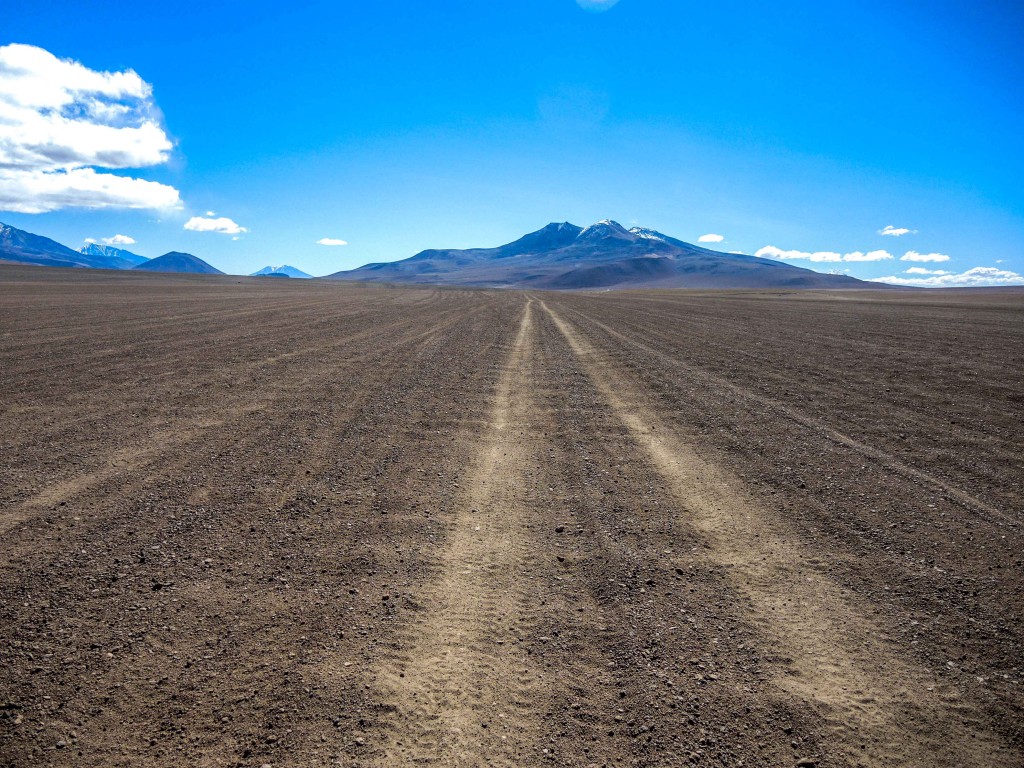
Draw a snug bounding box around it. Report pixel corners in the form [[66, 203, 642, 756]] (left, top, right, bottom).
[[0, 265, 1022, 767]]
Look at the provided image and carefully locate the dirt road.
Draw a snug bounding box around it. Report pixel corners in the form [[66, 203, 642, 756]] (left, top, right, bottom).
[[1, 266, 1021, 767]]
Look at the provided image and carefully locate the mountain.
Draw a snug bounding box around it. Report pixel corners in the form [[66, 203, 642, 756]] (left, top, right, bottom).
[[251, 265, 312, 278], [79, 242, 149, 269], [325, 220, 873, 290], [0, 222, 108, 269], [133, 251, 224, 275]]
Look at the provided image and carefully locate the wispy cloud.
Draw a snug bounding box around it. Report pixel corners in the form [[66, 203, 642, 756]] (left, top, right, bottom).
[[317, 237, 348, 246], [873, 267, 1023, 287], [901, 251, 950, 262], [184, 215, 247, 235], [904, 267, 949, 275], [101, 234, 135, 245], [0, 44, 180, 213], [698, 233, 724, 243], [755, 245, 893, 263], [879, 225, 917, 237], [841, 250, 894, 262], [576, 0, 621, 11]]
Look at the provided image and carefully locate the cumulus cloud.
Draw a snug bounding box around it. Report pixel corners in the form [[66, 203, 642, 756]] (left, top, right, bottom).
[[0, 167, 180, 213], [755, 245, 893, 263], [873, 267, 1024, 287], [901, 251, 950, 262], [0, 43, 180, 212], [698, 233, 724, 243], [184, 215, 247, 235], [879, 225, 917, 237], [756, 245, 841, 262], [101, 234, 135, 245], [317, 237, 348, 246], [904, 267, 950, 275]]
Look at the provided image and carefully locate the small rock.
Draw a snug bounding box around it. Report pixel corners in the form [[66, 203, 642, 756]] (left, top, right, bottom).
[[796, 759, 816, 768], [555, 526, 565, 533]]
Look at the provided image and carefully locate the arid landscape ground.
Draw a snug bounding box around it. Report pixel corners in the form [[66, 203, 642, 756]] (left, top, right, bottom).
[[1, 265, 1021, 767]]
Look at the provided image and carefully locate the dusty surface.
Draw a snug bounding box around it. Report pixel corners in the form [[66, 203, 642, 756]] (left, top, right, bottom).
[[0, 265, 1021, 767]]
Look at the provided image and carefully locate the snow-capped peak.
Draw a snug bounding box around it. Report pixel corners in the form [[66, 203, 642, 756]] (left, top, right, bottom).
[[629, 227, 666, 242], [578, 219, 629, 239]]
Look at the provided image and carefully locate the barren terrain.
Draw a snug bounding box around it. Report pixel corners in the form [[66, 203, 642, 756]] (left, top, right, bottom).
[[1, 265, 1021, 767]]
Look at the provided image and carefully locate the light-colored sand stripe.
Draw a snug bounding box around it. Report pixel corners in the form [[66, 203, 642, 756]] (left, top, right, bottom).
[[542, 300, 1014, 768], [370, 299, 547, 767]]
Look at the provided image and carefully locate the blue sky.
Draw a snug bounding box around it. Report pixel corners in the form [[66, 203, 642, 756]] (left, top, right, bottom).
[[2, 0, 1022, 284]]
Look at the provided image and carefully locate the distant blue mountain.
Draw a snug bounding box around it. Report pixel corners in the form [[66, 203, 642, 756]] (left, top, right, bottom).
[[1, 222, 112, 269], [79, 242, 149, 268], [133, 251, 224, 274], [251, 265, 313, 278], [326, 219, 875, 290]]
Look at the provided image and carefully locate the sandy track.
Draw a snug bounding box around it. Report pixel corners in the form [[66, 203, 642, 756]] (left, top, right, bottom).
[[540, 299, 1016, 767], [371, 300, 542, 765]]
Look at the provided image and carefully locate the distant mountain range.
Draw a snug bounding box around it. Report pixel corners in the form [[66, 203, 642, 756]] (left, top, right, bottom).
[[3, 218, 885, 290], [1, 222, 106, 269], [326, 220, 874, 290], [251, 265, 312, 278], [79, 242, 149, 269], [0, 222, 222, 274]]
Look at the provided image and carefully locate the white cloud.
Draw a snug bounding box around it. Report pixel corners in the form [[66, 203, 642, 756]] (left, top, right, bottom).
[[841, 250, 894, 262], [102, 233, 135, 245], [0, 167, 180, 213], [756, 245, 841, 262], [698, 233, 724, 243], [874, 267, 1024, 287], [901, 251, 950, 262], [317, 237, 348, 246], [0, 44, 180, 213], [756, 245, 893, 263], [760, 245, 970, 269], [184, 215, 247, 235], [879, 225, 917, 237], [576, 0, 621, 11], [84, 237, 96, 244], [205, 210, 216, 216], [904, 267, 950, 275]]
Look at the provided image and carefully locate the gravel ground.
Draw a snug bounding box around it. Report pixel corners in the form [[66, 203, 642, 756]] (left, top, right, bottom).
[[1, 266, 1021, 767]]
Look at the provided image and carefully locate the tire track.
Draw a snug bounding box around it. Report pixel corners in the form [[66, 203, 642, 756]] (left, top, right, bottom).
[[558, 303, 1010, 525], [369, 299, 545, 766], [541, 300, 1015, 768]]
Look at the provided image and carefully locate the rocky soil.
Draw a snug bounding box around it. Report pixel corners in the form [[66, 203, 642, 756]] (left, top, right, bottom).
[[1, 266, 1021, 767]]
